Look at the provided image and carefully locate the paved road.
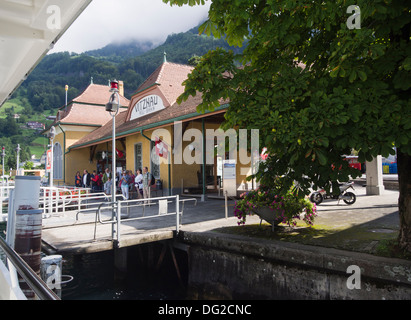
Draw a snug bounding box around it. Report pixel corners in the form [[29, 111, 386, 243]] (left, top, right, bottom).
[[313, 183, 399, 229]]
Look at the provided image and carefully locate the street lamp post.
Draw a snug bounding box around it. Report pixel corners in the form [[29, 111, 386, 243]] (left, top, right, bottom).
[[48, 126, 56, 188], [1, 147, 5, 178], [47, 127, 56, 217], [15, 144, 21, 176], [106, 80, 121, 244]]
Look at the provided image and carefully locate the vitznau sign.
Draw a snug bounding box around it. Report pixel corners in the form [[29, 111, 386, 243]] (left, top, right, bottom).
[[130, 95, 165, 120]]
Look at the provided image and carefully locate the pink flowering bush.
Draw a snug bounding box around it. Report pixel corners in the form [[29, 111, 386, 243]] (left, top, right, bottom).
[[234, 186, 317, 227]]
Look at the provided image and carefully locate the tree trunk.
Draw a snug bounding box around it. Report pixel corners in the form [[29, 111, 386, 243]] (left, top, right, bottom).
[[397, 149, 411, 253]]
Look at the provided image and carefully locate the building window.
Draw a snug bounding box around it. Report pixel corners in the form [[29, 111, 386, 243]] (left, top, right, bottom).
[[150, 141, 160, 179], [53, 142, 63, 180], [134, 143, 142, 171]]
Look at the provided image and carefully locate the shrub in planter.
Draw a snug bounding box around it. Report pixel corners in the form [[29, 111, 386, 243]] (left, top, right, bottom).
[[234, 185, 317, 228]]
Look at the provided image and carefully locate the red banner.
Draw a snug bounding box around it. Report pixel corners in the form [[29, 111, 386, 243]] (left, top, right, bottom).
[[115, 148, 124, 158], [46, 149, 52, 170]]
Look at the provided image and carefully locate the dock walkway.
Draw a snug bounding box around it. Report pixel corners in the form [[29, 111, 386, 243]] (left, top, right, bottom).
[[41, 196, 239, 254]]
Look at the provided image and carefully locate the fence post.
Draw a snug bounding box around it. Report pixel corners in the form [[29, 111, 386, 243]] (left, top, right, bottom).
[[49, 187, 54, 217], [225, 190, 228, 219], [176, 195, 180, 233], [77, 191, 81, 213], [111, 201, 120, 246], [117, 201, 121, 245]]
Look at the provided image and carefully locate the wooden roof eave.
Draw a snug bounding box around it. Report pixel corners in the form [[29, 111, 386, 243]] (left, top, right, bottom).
[[68, 104, 229, 152], [41, 121, 102, 135]]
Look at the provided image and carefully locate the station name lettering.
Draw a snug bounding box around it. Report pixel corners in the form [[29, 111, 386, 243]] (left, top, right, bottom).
[[131, 94, 165, 120], [135, 95, 158, 112]]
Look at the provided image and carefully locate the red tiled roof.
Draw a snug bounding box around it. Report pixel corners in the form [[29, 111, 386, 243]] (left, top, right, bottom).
[[57, 103, 116, 126], [69, 110, 129, 147], [134, 62, 194, 106], [55, 83, 129, 127], [73, 83, 129, 106]]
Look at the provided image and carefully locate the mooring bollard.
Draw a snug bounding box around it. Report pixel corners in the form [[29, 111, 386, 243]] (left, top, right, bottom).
[[41, 255, 62, 298], [12, 176, 41, 209], [11, 176, 41, 299], [14, 208, 43, 299], [7, 176, 41, 248]]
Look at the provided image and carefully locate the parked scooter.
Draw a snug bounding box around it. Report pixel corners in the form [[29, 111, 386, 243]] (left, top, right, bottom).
[[310, 181, 356, 205]]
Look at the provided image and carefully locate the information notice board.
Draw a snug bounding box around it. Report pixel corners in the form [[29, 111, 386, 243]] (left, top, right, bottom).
[[223, 159, 236, 197]]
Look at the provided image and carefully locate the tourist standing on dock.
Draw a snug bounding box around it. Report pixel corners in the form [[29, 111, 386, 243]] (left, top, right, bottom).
[[119, 171, 130, 200], [91, 170, 101, 192], [134, 168, 143, 199], [82, 170, 91, 188], [128, 170, 135, 198], [142, 167, 151, 200], [102, 168, 111, 193], [75, 171, 82, 187], [104, 177, 112, 196]]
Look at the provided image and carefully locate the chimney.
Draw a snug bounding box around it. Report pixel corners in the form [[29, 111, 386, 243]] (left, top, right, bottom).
[[118, 81, 124, 97]]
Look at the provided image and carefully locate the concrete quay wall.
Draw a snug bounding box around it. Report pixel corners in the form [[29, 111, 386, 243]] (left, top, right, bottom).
[[179, 231, 411, 300]]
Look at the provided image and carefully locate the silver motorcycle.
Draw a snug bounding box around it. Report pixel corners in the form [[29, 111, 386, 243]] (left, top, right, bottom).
[[310, 181, 356, 205]]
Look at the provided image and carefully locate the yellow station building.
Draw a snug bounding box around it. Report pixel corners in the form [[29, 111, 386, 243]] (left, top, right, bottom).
[[44, 61, 258, 198]]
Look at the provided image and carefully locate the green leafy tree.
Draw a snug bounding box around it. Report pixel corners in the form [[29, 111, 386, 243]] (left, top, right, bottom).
[[23, 161, 34, 170], [188, 54, 203, 66], [0, 115, 19, 137], [164, 0, 411, 252]]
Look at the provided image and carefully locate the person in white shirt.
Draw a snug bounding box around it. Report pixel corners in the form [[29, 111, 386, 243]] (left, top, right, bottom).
[[104, 177, 112, 196], [102, 168, 112, 195], [82, 170, 90, 188], [142, 167, 152, 201], [134, 168, 143, 199]]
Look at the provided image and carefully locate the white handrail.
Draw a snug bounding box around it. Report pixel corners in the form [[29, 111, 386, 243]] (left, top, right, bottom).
[[1, 186, 14, 221], [0, 237, 60, 300], [94, 195, 197, 243], [2, 185, 197, 244]]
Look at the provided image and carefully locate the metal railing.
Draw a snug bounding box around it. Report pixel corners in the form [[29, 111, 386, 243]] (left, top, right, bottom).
[[0, 237, 60, 300], [1, 185, 96, 219], [94, 195, 197, 243], [40, 186, 94, 217], [2, 184, 198, 243], [0, 183, 13, 220], [2, 185, 198, 221]]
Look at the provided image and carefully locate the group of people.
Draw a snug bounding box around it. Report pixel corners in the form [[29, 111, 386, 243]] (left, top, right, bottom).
[[74, 169, 108, 192], [118, 167, 153, 200], [75, 167, 153, 200]]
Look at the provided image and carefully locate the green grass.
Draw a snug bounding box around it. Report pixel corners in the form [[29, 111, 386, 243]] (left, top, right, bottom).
[[29, 145, 47, 158], [1, 97, 50, 159], [0, 98, 24, 118], [215, 221, 410, 260], [32, 136, 48, 145], [29, 136, 48, 158], [374, 239, 411, 260]]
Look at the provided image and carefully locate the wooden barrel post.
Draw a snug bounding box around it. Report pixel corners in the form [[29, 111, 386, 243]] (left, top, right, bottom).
[[14, 208, 42, 299], [12, 176, 41, 299]]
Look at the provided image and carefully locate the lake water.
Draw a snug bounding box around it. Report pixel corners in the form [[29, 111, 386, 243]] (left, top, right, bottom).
[[3, 222, 189, 300], [61, 243, 188, 300]]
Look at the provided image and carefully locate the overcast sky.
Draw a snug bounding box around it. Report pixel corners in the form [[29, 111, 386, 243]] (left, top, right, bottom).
[[50, 0, 211, 54]]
